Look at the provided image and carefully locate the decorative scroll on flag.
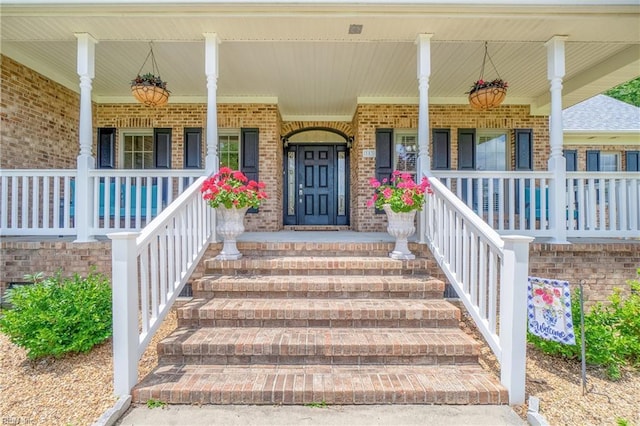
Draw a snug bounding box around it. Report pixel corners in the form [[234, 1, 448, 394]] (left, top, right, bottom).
[[527, 277, 576, 345]]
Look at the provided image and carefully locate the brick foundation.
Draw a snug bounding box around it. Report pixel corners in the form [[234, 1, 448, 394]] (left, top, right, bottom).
[[1, 238, 637, 310], [529, 241, 640, 307], [0, 239, 112, 296]]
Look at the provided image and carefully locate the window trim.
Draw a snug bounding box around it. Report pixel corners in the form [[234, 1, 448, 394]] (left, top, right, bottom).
[[393, 129, 418, 176], [120, 129, 154, 170], [600, 151, 621, 172], [475, 129, 510, 172], [218, 129, 241, 170]]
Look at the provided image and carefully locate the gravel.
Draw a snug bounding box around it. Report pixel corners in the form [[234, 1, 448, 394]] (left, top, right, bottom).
[[0, 310, 177, 426], [459, 309, 640, 426], [1, 307, 638, 425]]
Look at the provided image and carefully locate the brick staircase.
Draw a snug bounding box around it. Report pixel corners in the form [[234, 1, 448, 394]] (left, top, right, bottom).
[[132, 241, 508, 405]]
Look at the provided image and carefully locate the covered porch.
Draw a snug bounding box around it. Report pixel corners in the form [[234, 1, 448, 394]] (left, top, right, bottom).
[[1, 0, 639, 409]]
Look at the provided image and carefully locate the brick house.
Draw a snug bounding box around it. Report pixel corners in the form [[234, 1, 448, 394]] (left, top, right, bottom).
[[1, 0, 639, 405]]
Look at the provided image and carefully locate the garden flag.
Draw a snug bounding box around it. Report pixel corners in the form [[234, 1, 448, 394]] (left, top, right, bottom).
[[527, 277, 576, 345]]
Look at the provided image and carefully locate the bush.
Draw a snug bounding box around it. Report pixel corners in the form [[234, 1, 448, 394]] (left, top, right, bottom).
[[528, 269, 640, 380], [0, 270, 112, 359]]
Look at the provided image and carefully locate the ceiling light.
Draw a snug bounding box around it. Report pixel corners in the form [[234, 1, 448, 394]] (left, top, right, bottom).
[[348, 24, 363, 35]]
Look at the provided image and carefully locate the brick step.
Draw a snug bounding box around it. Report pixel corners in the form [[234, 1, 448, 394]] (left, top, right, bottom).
[[157, 327, 479, 366], [218, 241, 432, 258], [177, 298, 460, 328], [192, 275, 444, 299], [132, 364, 507, 405], [203, 256, 432, 276]]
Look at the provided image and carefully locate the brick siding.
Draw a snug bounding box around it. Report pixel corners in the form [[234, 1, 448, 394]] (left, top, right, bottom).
[[0, 55, 80, 169], [0, 239, 111, 296], [529, 242, 640, 307], [352, 104, 550, 231], [96, 103, 282, 231]]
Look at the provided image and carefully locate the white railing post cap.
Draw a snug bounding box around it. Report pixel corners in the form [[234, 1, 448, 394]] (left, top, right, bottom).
[[107, 231, 139, 241], [501, 235, 535, 244]]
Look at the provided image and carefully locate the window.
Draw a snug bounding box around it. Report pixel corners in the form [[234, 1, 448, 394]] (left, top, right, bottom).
[[476, 130, 508, 212], [476, 130, 508, 171], [600, 153, 619, 171], [219, 131, 240, 169], [394, 131, 417, 176], [123, 132, 153, 169], [587, 150, 620, 171]]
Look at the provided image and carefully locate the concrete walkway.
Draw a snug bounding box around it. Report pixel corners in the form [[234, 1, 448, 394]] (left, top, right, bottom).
[[117, 404, 526, 426]]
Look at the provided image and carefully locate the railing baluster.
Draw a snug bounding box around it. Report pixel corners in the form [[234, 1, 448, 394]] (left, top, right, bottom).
[[21, 176, 29, 229], [43, 177, 50, 229], [150, 237, 159, 319], [619, 178, 627, 231], [610, 178, 618, 231], [139, 247, 150, 336]]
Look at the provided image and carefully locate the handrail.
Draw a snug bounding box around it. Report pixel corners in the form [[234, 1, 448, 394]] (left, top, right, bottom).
[[109, 175, 213, 396], [424, 175, 533, 405]]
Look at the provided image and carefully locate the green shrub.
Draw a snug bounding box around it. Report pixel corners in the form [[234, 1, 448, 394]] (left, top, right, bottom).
[[528, 269, 640, 380], [0, 270, 112, 359]]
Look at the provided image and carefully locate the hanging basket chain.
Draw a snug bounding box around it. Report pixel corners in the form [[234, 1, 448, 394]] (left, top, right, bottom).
[[477, 41, 502, 82], [136, 42, 163, 79]]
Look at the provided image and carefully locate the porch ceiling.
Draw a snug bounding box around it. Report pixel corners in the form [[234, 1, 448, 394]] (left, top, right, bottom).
[[1, 1, 639, 120]]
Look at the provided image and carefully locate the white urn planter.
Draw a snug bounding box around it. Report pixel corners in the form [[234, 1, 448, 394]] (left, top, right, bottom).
[[383, 204, 416, 260], [215, 205, 250, 260]]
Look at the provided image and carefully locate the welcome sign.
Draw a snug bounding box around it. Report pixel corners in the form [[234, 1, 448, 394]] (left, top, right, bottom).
[[527, 277, 576, 345]]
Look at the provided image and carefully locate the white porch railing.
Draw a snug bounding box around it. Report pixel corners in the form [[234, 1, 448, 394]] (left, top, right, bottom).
[[109, 175, 214, 396], [432, 171, 640, 238], [424, 176, 533, 405], [0, 169, 203, 236], [565, 172, 640, 237], [88, 170, 203, 234], [1, 170, 77, 235]]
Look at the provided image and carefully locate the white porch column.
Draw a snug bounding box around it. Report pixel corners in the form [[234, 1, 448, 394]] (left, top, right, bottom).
[[204, 33, 220, 176], [74, 33, 97, 242], [546, 36, 569, 244], [416, 34, 433, 244]]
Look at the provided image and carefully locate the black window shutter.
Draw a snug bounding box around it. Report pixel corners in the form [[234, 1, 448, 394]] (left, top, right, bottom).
[[564, 150, 577, 171], [626, 151, 639, 171], [154, 128, 172, 169], [183, 128, 202, 169], [375, 129, 394, 180], [586, 150, 600, 172], [432, 129, 451, 170], [241, 128, 259, 213], [515, 129, 533, 170], [375, 129, 394, 214], [457, 129, 476, 170], [97, 128, 115, 169]]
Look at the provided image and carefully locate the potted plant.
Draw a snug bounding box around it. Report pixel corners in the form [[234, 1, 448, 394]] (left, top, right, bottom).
[[131, 72, 170, 107], [367, 171, 432, 259], [201, 167, 267, 260], [467, 78, 508, 110]]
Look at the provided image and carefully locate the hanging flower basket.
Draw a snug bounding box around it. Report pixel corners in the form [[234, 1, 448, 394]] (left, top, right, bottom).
[[130, 43, 170, 107], [131, 83, 170, 107], [466, 42, 508, 110], [468, 84, 507, 110]]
